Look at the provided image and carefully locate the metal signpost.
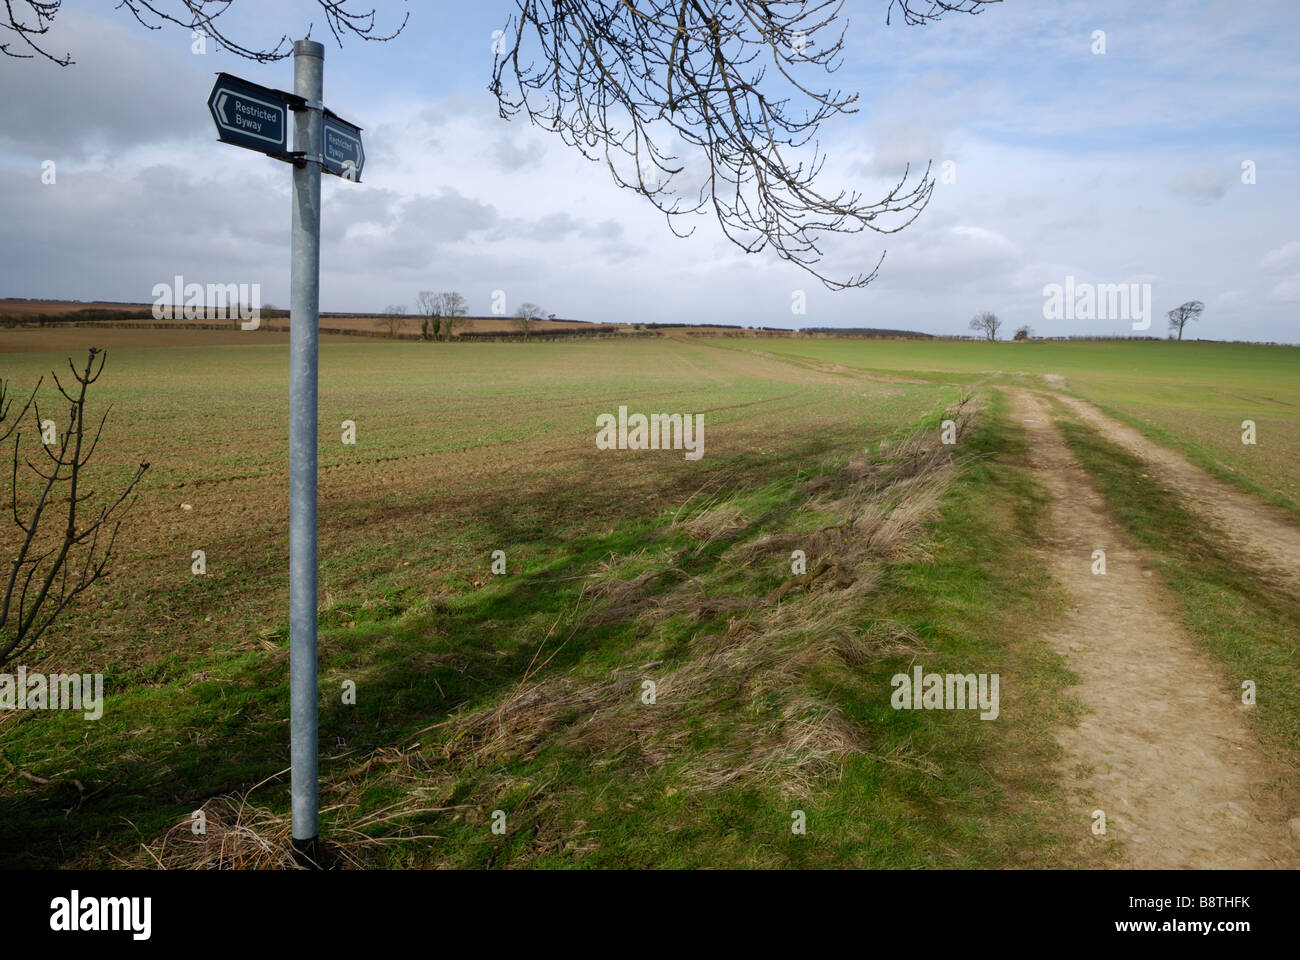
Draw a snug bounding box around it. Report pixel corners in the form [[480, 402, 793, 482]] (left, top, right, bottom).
[[207, 40, 365, 865]]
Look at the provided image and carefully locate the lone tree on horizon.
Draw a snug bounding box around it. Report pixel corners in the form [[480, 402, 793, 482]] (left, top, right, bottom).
[[381, 304, 406, 338], [1167, 300, 1204, 341], [2, 0, 1003, 290], [513, 302, 544, 339], [414, 290, 440, 341], [969, 311, 1002, 341]]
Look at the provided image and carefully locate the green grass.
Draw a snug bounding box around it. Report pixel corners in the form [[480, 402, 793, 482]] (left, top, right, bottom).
[[0, 388, 1102, 868], [726, 337, 1300, 513], [369, 391, 1098, 868], [9, 332, 1291, 869]]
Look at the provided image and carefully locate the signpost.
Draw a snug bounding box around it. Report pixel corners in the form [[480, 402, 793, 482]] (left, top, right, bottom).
[[207, 42, 364, 866]]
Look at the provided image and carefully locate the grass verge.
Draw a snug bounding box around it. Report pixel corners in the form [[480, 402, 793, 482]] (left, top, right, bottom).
[[132, 392, 1094, 869]]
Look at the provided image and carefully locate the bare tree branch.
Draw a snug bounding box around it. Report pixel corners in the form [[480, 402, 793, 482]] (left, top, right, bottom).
[[491, 0, 999, 289], [0, 0, 69, 64], [1, 0, 407, 65], [0, 349, 149, 669]]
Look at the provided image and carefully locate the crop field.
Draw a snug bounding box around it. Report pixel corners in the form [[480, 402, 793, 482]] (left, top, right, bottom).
[[1, 329, 1298, 871], [753, 338, 1300, 514], [0, 330, 978, 866]]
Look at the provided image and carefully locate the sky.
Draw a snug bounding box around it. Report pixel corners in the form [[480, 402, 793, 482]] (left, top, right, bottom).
[[1, 0, 1298, 341]]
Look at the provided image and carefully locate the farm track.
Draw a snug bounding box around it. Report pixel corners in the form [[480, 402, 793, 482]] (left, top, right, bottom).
[[1050, 392, 1300, 596], [1012, 389, 1299, 868]]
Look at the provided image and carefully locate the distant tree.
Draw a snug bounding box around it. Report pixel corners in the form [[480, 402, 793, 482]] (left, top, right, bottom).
[[381, 304, 406, 338], [514, 302, 544, 339], [1166, 300, 1204, 341], [1013, 324, 1032, 341], [434, 292, 467, 341], [415, 290, 440, 341], [969, 311, 1001, 341], [1, 350, 149, 669]]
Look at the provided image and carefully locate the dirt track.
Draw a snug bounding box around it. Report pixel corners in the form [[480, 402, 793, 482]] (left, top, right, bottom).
[[1053, 393, 1300, 596], [1012, 390, 1298, 868]]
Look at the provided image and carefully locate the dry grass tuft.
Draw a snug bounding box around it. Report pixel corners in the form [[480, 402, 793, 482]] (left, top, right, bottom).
[[134, 763, 456, 870], [675, 497, 749, 548]]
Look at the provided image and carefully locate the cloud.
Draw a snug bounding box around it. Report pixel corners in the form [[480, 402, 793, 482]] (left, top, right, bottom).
[[0, 11, 205, 160], [1168, 168, 1231, 203], [1267, 278, 1300, 303], [856, 125, 945, 179], [1, 2, 1298, 342], [1260, 240, 1300, 273]]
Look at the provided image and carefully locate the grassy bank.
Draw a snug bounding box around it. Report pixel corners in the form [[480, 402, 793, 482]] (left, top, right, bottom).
[[90, 394, 1092, 868]]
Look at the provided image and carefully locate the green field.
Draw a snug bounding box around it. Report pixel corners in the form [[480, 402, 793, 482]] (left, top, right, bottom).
[[750, 337, 1300, 513], [0, 330, 1295, 868]]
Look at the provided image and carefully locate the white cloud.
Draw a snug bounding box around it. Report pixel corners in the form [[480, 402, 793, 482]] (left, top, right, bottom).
[[1260, 240, 1300, 273]]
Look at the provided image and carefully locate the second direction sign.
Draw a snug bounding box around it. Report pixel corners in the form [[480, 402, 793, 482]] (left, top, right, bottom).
[[322, 112, 365, 181], [207, 73, 300, 160]]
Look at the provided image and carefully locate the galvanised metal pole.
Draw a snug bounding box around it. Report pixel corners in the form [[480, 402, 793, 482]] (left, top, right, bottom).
[[289, 38, 324, 864]]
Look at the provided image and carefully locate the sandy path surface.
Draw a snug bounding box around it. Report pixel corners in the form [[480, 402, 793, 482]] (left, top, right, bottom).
[[1013, 390, 1298, 868], [1052, 392, 1300, 596]]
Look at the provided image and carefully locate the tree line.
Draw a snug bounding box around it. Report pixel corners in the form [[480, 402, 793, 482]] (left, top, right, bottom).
[[380, 294, 550, 341]]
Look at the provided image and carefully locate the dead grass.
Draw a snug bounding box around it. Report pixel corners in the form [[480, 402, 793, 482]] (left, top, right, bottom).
[[404, 400, 969, 804], [134, 760, 459, 869]]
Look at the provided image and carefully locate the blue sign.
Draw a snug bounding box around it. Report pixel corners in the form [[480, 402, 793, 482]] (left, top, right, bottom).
[[322, 113, 365, 181], [207, 73, 296, 159]]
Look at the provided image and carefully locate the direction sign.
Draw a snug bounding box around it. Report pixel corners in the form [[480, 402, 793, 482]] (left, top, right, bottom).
[[207, 73, 299, 160], [322, 112, 364, 181]]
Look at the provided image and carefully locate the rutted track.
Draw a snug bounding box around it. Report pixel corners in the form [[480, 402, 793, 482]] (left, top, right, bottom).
[[1051, 392, 1300, 596], [1013, 389, 1298, 868]]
